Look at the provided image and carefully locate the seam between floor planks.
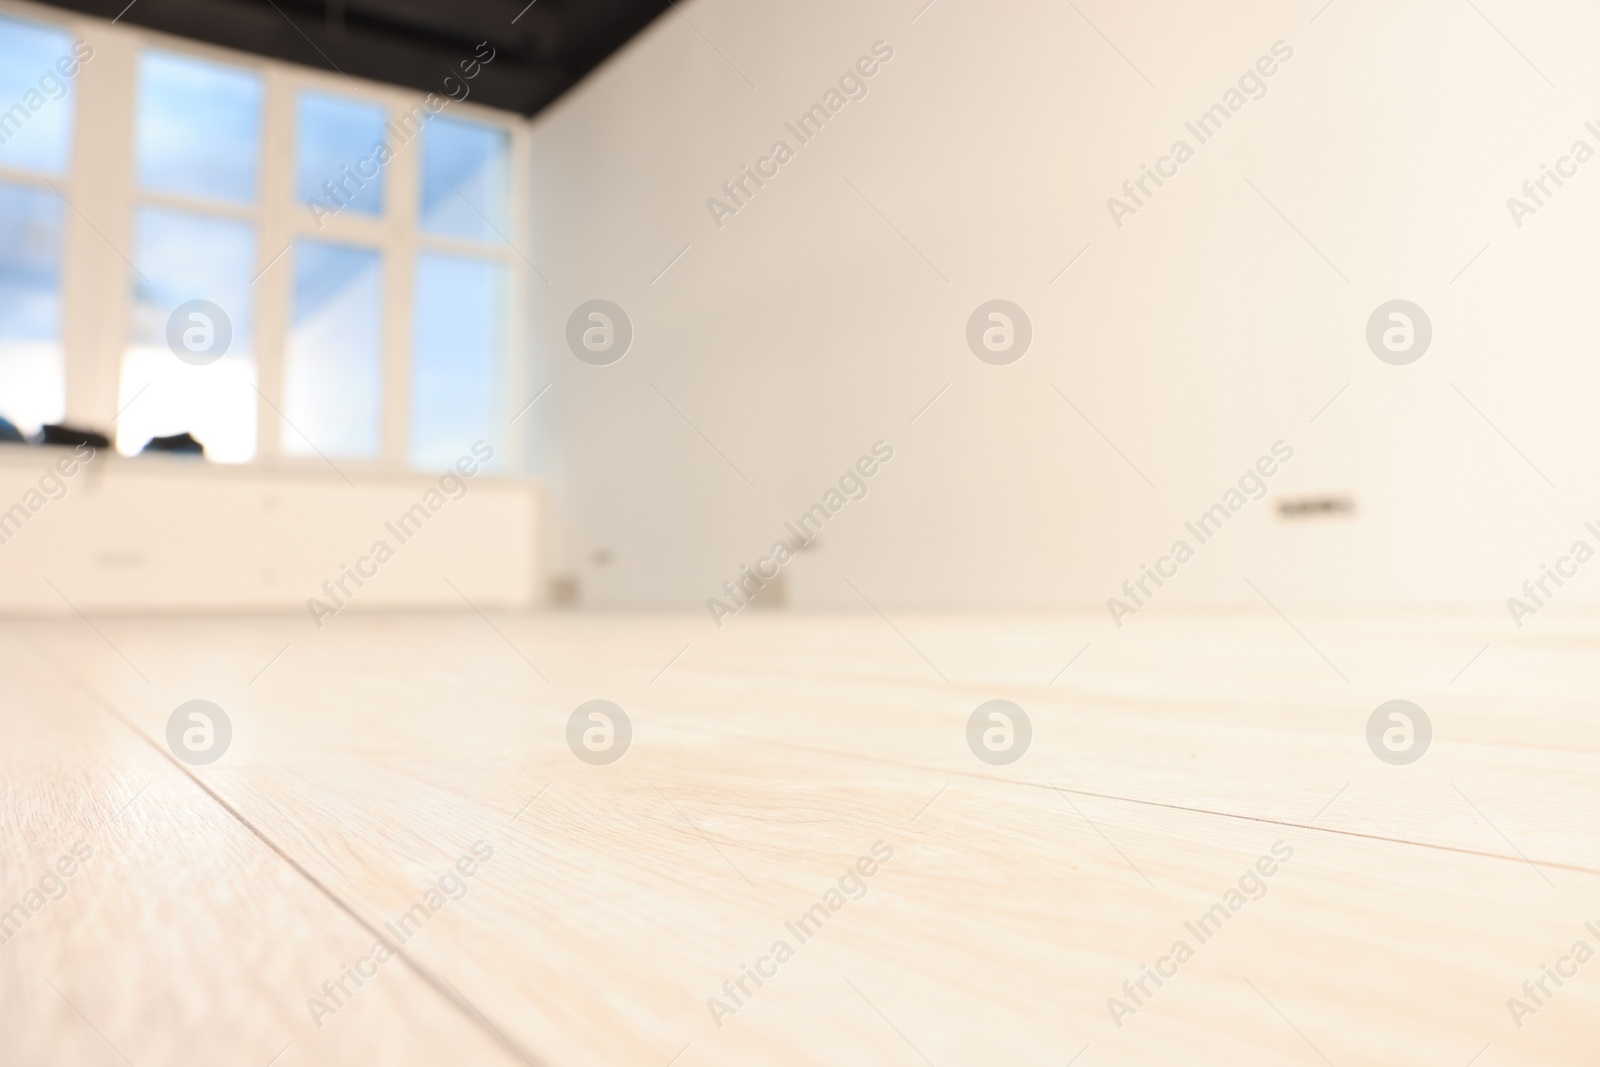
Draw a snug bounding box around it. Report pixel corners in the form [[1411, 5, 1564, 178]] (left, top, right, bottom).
[[658, 725, 1600, 877], [42, 650, 553, 1067]]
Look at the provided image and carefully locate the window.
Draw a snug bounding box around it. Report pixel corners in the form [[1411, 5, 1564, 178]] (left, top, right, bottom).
[[284, 240, 383, 458], [296, 91, 386, 218], [411, 115, 512, 467], [0, 15, 525, 469], [135, 50, 262, 204], [420, 116, 509, 242], [119, 206, 257, 461], [119, 50, 264, 461], [0, 14, 82, 435], [0, 183, 64, 434], [411, 251, 505, 467], [0, 14, 78, 174]]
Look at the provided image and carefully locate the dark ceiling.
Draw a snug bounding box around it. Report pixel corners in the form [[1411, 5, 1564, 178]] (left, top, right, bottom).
[[37, 0, 672, 115]]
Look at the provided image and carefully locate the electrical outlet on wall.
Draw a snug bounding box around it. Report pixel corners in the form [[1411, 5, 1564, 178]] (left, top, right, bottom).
[[1276, 496, 1355, 519]]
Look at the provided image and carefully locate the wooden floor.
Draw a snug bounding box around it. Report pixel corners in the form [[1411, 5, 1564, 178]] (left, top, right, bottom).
[[3, 608, 1597, 1066]]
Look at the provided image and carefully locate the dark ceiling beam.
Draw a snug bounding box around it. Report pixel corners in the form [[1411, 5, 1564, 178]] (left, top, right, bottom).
[[332, 0, 557, 56], [32, 0, 669, 115]]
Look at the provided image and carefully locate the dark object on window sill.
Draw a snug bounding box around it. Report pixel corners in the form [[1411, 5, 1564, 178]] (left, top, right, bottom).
[[142, 432, 205, 457], [0, 415, 24, 444], [40, 424, 111, 449]]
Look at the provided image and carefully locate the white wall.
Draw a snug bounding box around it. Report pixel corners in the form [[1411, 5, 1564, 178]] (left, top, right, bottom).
[[525, 0, 1600, 615]]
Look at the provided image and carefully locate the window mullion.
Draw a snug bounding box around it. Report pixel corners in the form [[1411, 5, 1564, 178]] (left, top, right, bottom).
[[253, 65, 296, 463], [383, 93, 419, 468], [59, 17, 136, 433], [503, 117, 531, 473]]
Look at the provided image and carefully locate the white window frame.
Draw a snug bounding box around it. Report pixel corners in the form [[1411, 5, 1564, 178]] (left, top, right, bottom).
[[0, 0, 529, 472]]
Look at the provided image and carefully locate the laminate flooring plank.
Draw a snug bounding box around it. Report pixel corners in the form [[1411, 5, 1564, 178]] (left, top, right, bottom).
[[17, 613, 1599, 1066], [28, 610, 1599, 871], [0, 635, 539, 1067]]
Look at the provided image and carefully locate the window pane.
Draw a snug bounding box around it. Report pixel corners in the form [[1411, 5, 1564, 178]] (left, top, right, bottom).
[[0, 182, 65, 434], [410, 252, 503, 467], [136, 50, 262, 204], [284, 240, 382, 458], [297, 91, 386, 219], [419, 116, 508, 242], [119, 206, 256, 462], [0, 16, 79, 174]]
